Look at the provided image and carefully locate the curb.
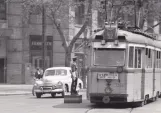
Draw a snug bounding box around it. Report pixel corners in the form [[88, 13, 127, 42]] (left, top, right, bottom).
[[0, 89, 86, 96], [0, 90, 86, 96], [0, 92, 31, 96]]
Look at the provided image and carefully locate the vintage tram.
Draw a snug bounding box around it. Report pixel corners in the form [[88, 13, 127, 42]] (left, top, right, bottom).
[[86, 23, 161, 106]]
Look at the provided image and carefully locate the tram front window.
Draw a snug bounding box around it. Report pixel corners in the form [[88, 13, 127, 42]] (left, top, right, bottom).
[[94, 48, 125, 67]]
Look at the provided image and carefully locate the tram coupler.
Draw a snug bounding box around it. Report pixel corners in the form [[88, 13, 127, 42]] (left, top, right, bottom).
[[102, 96, 110, 104]]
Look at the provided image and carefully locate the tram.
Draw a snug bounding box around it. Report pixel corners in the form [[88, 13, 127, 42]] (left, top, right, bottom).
[[86, 22, 161, 106]]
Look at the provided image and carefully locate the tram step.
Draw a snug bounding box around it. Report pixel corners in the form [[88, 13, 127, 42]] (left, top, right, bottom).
[[64, 95, 82, 103]]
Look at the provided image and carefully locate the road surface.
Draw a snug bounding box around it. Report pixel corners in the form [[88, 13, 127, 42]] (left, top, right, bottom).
[[0, 93, 161, 113]]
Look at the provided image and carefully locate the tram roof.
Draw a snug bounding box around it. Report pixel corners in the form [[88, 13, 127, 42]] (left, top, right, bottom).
[[91, 29, 161, 49]]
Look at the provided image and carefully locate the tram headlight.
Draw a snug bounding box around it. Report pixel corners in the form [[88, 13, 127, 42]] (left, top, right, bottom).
[[114, 40, 119, 46], [101, 40, 106, 45], [117, 66, 123, 73]]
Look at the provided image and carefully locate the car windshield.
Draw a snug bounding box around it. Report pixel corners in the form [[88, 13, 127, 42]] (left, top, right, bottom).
[[44, 69, 67, 76], [94, 48, 125, 67]]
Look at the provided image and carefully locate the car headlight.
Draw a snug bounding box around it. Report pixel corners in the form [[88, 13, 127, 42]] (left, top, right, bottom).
[[34, 83, 39, 87], [34, 83, 41, 89], [57, 81, 63, 88]]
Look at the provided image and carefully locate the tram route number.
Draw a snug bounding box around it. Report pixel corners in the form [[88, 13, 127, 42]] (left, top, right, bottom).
[[114, 83, 124, 87], [97, 72, 118, 79]]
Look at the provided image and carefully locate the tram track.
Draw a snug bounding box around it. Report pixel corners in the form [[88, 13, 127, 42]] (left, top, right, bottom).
[[84, 105, 134, 113], [129, 108, 134, 113], [85, 108, 94, 113]]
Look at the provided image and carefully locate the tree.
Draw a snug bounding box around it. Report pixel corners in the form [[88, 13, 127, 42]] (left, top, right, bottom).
[[95, 0, 161, 32], [22, 0, 92, 67]]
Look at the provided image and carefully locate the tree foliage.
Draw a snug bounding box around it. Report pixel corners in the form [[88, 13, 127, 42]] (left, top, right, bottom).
[[94, 0, 161, 31], [21, 0, 161, 67], [22, 0, 92, 66]]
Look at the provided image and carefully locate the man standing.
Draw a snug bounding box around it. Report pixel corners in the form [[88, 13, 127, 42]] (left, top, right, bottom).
[[71, 57, 78, 95]]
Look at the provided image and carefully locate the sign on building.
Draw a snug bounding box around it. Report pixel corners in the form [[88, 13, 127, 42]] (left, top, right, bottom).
[[29, 35, 53, 69]]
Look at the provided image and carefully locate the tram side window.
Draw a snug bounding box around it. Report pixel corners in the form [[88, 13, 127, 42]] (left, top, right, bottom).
[[156, 51, 158, 68], [158, 51, 161, 68], [135, 47, 142, 68], [128, 46, 134, 68], [156, 51, 159, 68], [146, 48, 153, 68]]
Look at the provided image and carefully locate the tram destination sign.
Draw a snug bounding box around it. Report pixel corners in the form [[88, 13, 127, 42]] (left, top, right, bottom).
[[97, 72, 118, 79]]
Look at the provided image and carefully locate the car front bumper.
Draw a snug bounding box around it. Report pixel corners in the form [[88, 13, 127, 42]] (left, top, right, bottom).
[[34, 88, 63, 93]]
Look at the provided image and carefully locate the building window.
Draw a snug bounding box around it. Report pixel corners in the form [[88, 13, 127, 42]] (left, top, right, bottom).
[[0, 0, 6, 20], [29, 5, 41, 15], [30, 35, 53, 70], [75, 0, 85, 25], [97, 11, 104, 28]]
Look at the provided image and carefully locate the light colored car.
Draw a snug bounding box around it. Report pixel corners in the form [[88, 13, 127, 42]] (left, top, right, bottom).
[[33, 67, 83, 98]]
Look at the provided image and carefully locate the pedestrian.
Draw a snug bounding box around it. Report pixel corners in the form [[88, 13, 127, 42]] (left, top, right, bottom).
[[34, 68, 42, 79], [40, 68, 44, 78], [70, 57, 78, 95], [32, 68, 42, 96]]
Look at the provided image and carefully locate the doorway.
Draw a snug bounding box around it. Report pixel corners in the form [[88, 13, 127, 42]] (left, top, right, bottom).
[[0, 58, 5, 83], [32, 56, 50, 70]]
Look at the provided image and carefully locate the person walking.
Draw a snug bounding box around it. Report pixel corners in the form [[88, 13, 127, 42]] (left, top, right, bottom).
[[32, 68, 42, 96]]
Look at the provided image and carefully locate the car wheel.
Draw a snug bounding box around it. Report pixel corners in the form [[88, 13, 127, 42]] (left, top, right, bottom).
[[36, 93, 42, 98], [51, 93, 56, 98], [62, 91, 65, 98]]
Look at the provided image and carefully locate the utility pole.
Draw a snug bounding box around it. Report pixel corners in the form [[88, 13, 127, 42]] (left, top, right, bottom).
[[42, 2, 46, 72], [83, 28, 88, 88], [105, 0, 107, 22], [133, 0, 137, 28]]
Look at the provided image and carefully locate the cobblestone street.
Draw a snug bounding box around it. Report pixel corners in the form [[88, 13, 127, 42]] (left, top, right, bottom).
[[0, 92, 161, 113]]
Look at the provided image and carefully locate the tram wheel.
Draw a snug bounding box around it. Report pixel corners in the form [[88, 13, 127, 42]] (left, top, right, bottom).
[[152, 97, 156, 102], [138, 101, 144, 107], [155, 92, 159, 101], [144, 96, 148, 105]]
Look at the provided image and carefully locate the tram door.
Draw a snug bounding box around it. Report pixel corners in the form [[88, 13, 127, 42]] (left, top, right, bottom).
[[0, 58, 5, 83]]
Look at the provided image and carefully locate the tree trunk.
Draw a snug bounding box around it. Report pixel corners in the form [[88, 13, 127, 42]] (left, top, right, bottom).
[[65, 48, 72, 67]]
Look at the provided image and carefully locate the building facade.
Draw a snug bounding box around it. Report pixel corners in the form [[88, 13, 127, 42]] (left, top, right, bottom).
[[0, 0, 93, 84], [1, 0, 160, 84]]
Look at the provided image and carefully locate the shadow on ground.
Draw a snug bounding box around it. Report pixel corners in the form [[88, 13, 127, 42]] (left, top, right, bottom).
[[53, 100, 135, 109], [30, 94, 64, 99]]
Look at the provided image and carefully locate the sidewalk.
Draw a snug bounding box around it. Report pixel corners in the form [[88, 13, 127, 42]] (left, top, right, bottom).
[[0, 84, 86, 96], [0, 84, 32, 96]]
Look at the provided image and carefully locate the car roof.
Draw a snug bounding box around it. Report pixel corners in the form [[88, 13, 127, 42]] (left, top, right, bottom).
[[45, 67, 71, 71]]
